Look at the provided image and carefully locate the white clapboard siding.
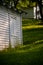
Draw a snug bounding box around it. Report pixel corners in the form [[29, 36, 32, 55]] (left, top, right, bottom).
[[0, 6, 22, 49], [16, 15, 22, 44], [0, 7, 9, 50], [10, 12, 22, 47], [10, 15, 17, 47]]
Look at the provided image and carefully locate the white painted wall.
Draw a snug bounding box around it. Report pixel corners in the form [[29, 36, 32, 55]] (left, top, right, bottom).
[[17, 15, 22, 44], [10, 17, 17, 47], [0, 6, 22, 50], [0, 6, 9, 50], [9, 12, 22, 47]]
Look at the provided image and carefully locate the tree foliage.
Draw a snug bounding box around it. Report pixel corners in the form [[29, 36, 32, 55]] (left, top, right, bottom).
[[0, 0, 43, 21], [0, 0, 36, 8]]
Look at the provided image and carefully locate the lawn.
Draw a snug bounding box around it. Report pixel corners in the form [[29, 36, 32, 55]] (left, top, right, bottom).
[[0, 19, 43, 65], [0, 43, 43, 65], [22, 19, 43, 45]]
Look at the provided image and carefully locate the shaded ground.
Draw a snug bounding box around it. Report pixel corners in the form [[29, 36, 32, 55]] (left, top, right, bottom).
[[0, 43, 43, 65]]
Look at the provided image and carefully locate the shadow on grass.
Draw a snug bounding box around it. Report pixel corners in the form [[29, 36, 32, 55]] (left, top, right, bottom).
[[23, 28, 43, 45], [0, 43, 43, 65]]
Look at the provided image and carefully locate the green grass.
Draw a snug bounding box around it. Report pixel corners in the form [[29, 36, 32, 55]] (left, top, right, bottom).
[[22, 19, 43, 45], [23, 28, 43, 44], [0, 43, 43, 65], [0, 19, 43, 65], [22, 19, 41, 26]]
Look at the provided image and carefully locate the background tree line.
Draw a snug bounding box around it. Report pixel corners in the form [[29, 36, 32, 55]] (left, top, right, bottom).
[[0, 0, 43, 21]]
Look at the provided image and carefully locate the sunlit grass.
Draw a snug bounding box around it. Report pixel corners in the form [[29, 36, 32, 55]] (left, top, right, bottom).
[[22, 19, 43, 45], [22, 25, 43, 29], [22, 25, 43, 45], [34, 40, 43, 44], [15, 43, 43, 53], [23, 28, 43, 44]]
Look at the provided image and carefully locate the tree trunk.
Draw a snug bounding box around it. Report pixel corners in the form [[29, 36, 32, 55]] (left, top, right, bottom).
[[38, 0, 43, 22], [36, 3, 37, 19], [13, 0, 19, 8]]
